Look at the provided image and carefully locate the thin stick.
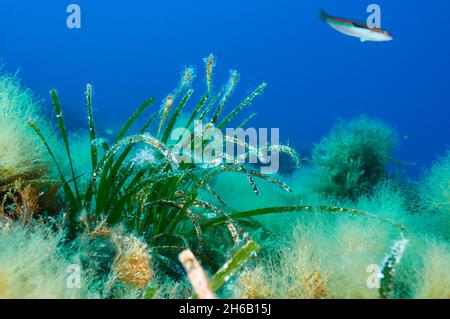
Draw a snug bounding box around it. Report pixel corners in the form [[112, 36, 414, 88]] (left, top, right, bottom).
[[179, 250, 217, 299]]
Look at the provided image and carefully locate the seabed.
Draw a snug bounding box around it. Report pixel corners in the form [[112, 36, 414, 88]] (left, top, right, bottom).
[[0, 55, 449, 299]]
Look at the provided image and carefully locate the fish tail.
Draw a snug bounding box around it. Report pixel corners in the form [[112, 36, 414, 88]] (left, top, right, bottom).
[[319, 9, 329, 22]]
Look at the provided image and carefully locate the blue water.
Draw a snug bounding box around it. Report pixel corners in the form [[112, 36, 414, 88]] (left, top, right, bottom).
[[1, 0, 449, 177]]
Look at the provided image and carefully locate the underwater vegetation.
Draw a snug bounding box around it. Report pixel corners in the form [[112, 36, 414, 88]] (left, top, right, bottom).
[[0, 75, 55, 186], [421, 151, 450, 218], [0, 75, 64, 221], [0, 55, 449, 299], [0, 223, 96, 298], [312, 116, 399, 199]]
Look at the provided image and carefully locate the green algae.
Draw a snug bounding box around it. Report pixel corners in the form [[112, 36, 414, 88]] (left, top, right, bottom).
[[0, 56, 449, 299]]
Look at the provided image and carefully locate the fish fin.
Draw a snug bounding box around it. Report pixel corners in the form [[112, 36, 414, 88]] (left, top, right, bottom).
[[319, 9, 329, 22]]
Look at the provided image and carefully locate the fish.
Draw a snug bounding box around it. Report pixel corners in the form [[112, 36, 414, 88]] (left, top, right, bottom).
[[320, 9, 393, 42]]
